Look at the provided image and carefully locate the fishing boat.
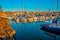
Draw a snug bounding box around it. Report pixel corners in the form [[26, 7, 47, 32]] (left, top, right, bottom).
[[21, 17, 27, 23], [16, 18, 20, 22], [40, 16, 60, 35]]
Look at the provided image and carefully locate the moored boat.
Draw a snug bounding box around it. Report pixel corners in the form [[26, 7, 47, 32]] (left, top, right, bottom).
[[33, 17, 38, 22], [27, 17, 34, 23], [40, 16, 60, 35]]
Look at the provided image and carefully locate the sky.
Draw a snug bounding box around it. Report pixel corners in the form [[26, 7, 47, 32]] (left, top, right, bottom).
[[0, 0, 60, 12]]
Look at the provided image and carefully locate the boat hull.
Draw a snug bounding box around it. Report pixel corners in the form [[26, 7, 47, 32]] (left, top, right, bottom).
[[41, 26, 60, 35]]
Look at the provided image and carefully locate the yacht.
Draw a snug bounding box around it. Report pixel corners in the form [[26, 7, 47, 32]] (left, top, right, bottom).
[[40, 16, 60, 35]]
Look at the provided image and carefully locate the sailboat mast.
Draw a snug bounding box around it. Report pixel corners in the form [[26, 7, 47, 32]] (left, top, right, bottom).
[[57, 0, 58, 12], [36, 0, 39, 12], [56, 0, 58, 16]]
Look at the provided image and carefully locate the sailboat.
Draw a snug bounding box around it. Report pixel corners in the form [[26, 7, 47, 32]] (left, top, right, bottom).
[[40, 0, 60, 35], [41, 16, 60, 35]]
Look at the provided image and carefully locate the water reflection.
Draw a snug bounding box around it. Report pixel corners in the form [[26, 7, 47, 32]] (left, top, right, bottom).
[[10, 21, 60, 40], [0, 36, 16, 40]]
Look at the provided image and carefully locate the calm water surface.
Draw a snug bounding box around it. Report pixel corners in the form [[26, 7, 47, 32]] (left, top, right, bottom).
[[10, 21, 60, 40]]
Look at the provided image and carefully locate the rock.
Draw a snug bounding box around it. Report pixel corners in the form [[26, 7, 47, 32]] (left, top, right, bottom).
[[0, 17, 16, 38]]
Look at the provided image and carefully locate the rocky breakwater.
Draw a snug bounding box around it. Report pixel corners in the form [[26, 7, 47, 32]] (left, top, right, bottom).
[[0, 17, 16, 40]]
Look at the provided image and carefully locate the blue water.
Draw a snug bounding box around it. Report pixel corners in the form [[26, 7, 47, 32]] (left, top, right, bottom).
[[10, 21, 60, 40]]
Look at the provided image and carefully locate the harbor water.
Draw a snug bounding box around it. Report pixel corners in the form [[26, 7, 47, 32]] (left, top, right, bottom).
[[10, 21, 60, 40]]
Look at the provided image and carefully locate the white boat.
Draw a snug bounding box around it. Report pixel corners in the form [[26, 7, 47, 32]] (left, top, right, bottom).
[[41, 16, 60, 35], [33, 17, 38, 22]]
